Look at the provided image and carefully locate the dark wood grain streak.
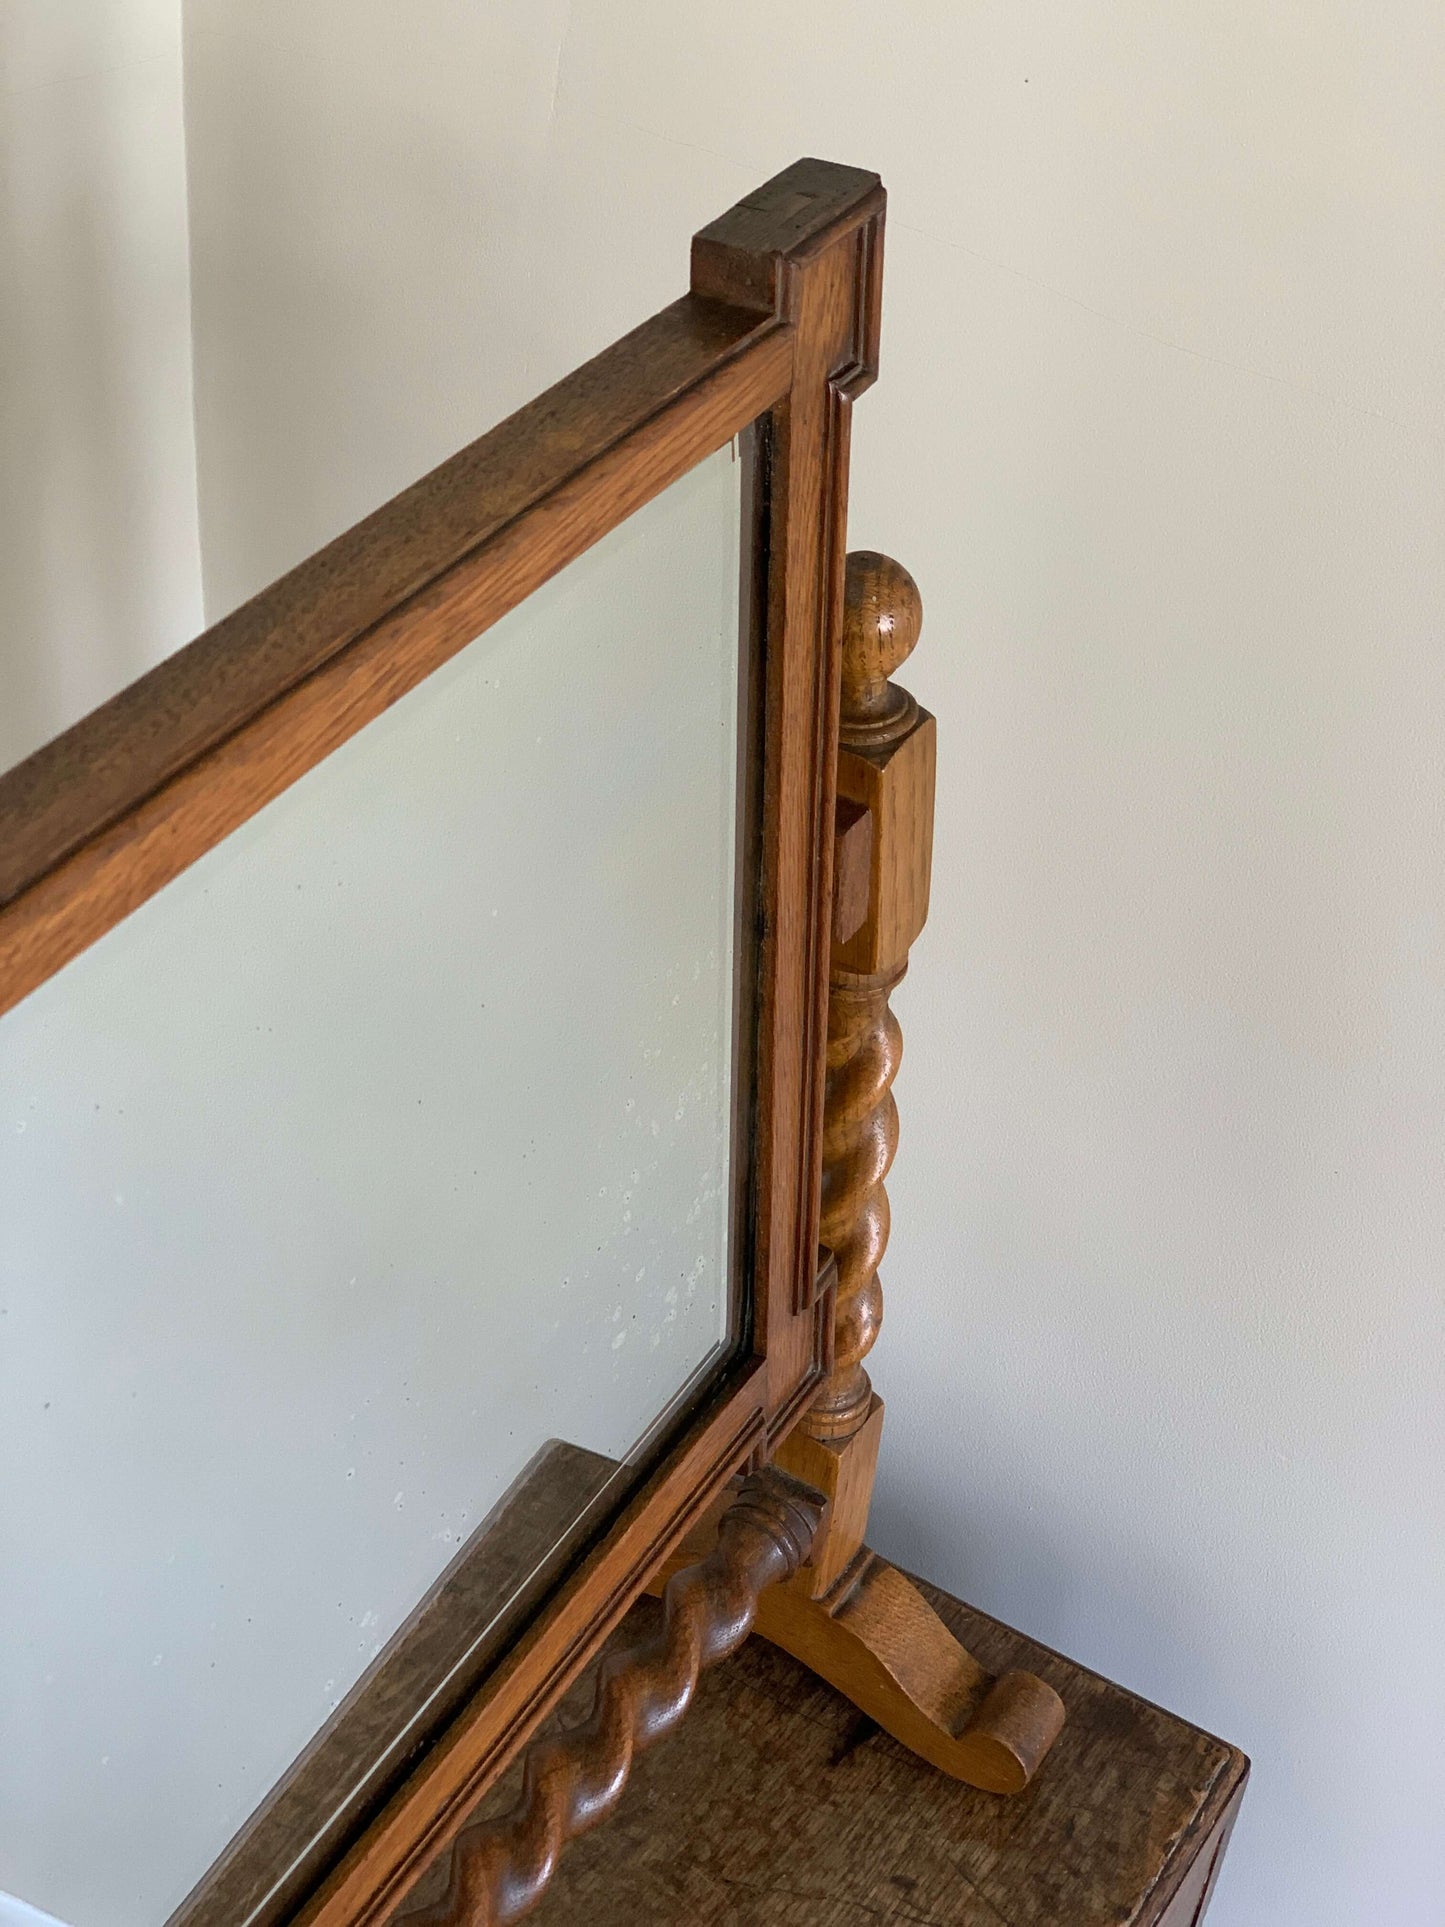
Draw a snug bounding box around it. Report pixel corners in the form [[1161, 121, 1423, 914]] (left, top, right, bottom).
[[472, 1574, 1248, 1927], [1162, 1781, 1245, 1927]]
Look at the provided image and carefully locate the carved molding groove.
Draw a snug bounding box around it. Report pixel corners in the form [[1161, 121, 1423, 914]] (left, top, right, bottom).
[[397, 1472, 821, 1927]]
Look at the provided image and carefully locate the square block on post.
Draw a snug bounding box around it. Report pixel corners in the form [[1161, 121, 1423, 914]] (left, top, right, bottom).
[[775, 1393, 885, 1597], [833, 708, 936, 977]]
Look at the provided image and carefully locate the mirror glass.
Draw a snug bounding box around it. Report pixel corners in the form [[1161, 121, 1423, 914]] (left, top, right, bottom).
[[0, 442, 749, 1927]]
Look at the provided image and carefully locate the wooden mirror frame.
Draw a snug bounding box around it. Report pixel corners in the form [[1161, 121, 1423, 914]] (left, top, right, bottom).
[[1, 159, 1065, 1927]]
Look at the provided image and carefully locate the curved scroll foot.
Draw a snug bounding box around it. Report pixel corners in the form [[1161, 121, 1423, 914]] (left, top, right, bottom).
[[647, 1504, 1065, 1796], [754, 1550, 1064, 1794]]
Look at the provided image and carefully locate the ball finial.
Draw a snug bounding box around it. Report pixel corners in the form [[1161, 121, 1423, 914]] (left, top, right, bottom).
[[841, 551, 923, 739]]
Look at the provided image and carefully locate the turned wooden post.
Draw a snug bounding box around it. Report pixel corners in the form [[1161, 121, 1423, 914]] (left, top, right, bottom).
[[810, 549, 931, 1438], [657, 553, 1064, 1794], [776, 550, 935, 1587], [400, 1471, 823, 1927]]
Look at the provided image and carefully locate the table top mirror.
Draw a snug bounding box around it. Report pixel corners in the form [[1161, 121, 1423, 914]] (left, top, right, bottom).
[[4, 156, 1073, 1927], [2, 160, 889, 1927]]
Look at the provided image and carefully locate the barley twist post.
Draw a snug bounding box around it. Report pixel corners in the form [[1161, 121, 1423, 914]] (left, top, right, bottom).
[[397, 1471, 822, 1927], [776, 551, 934, 1584], [659, 552, 1064, 1792]]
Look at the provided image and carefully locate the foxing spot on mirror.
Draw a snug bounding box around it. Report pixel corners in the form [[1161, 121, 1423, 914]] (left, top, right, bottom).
[[0, 440, 750, 1927]]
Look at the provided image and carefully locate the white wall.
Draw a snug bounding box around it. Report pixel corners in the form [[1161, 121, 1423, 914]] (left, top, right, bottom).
[[181, 0, 575, 620], [110, 3, 1445, 1921], [0, 0, 203, 774]]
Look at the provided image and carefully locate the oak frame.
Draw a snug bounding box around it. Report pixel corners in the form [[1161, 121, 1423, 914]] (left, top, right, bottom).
[[0, 160, 886, 1925]]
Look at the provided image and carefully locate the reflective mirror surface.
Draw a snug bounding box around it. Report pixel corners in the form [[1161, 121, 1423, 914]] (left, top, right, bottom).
[[1, 443, 747, 1926]]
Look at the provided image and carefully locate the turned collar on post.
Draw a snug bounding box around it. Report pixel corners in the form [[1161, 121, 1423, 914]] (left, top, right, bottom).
[[840, 551, 923, 748]]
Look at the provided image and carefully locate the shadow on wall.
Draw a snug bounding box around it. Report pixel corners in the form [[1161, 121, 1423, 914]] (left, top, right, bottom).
[[182, 1, 581, 624], [869, 1471, 1311, 1922], [0, 26, 202, 774]]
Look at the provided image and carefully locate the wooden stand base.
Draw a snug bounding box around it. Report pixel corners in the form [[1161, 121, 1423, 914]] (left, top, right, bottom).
[[650, 1400, 1064, 1797], [652, 547, 1069, 1801], [650, 1531, 1064, 1796], [752, 1552, 1064, 1795], [507, 1570, 1246, 1927]]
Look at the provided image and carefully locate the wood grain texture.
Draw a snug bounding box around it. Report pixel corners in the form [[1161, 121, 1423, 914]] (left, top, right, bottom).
[[805, 968, 904, 1440], [0, 296, 771, 910], [833, 717, 936, 979], [806, 552, 934, 1443], [0, 323, 790, 1018], [753, 1555, 1063, 1795], [831, 549, 924, 735], [761, 547, 1063, 1795], [713, 166, 886, 1361], [491, 1573, 1248, 1926], [831, 798, 873, 949], [691, 158, 884, 323], [649, 1500, 1063, 1796], [393, 1471, 823, 1927], [773, 1394, 883, 1595], [1158, 1780, 1245, 1927], [0, 157, 896, 1925]]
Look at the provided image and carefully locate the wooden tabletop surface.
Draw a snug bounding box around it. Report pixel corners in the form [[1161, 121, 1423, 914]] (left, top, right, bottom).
[[408, 1568, 1248, 1926]]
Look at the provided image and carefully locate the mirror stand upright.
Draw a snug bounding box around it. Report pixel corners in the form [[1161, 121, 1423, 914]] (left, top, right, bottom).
[[759, 552, 1066, 1791], [408, 556, 1067, 1923]]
